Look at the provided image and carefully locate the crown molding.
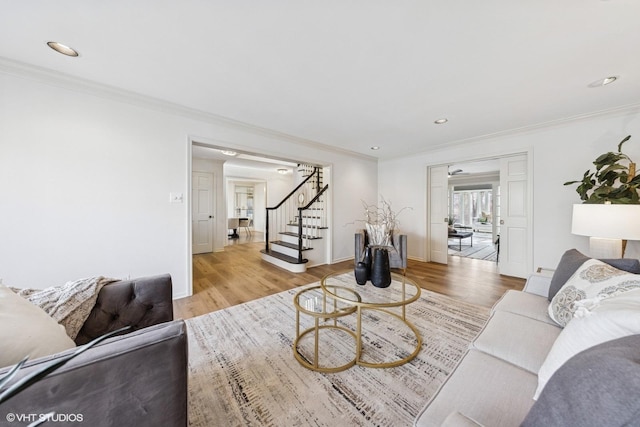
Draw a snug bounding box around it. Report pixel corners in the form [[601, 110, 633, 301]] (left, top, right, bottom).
[[0, 57, 377, 162], [385, 101, 640, 161]]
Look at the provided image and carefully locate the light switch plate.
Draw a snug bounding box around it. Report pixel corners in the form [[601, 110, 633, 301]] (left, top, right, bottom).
[[170, 192, 184, 203]]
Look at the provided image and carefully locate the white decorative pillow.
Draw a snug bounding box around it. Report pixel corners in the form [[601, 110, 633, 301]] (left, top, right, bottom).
[[535, 288, 640, 400], [548, 258, 640, 327], [0, 284, 75, 368]]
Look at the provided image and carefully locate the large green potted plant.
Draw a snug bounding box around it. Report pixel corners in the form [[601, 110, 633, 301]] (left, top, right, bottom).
[[564, 135, 640, 204]]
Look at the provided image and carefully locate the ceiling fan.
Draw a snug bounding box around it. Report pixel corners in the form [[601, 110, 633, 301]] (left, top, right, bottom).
[[448, 168, 469, 176]]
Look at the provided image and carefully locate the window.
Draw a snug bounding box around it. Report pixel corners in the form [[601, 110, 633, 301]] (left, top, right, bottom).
[[450, 189, 493, 227]]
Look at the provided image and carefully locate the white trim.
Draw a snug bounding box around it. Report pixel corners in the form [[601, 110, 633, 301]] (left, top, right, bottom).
[[385, 104, 640, 160], [0, 57, 376, 162], [185, 140, 194, 298]]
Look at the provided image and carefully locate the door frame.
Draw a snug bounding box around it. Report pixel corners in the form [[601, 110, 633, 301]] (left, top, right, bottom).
[[425, 148, 533, 277], [186, 136, 335, 297]]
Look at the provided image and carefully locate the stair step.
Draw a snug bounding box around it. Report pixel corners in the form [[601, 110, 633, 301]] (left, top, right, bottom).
[[272, 240, 312, 251], [286, 223, 329, 230], [260, 249, 308, 265], [280, 231, 323, 240]]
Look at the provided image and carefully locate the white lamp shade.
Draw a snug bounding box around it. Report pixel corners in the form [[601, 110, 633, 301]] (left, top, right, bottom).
[[572, 204, 640, 240]]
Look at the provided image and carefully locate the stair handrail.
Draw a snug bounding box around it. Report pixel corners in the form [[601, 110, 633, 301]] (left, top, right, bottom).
[[266, 167, 320, 211], [265, 167, 321, 252], [298, 184, 328, 211], [296, 184, 329, 262]]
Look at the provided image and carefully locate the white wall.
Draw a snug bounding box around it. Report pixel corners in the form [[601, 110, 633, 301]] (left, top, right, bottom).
[[0, 69, 378, 297], [379, 108, 640, 272]]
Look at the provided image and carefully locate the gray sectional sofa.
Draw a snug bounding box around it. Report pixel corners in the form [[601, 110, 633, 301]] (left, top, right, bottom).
[[0, 275, 188, 427], [415, 250, 640, 427]]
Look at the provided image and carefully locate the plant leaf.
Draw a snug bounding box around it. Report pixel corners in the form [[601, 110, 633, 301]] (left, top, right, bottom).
[[0, 357, 28, 391], [594, 152, 628, 170], [618, 135, 631, 152], [27, 412, 55, 427]]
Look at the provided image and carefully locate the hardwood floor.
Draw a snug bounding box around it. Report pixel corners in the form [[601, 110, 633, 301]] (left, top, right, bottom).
[[174, 238, 525, 320]]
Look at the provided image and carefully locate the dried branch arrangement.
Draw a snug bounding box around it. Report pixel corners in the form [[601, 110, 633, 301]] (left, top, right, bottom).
[[360, 197, 412, 247]]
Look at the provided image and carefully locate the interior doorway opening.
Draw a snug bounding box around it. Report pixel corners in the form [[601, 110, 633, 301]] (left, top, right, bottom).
[[188, 138, 334, 296], [428, 152, 532, 279], [447, 160, 500, 263]]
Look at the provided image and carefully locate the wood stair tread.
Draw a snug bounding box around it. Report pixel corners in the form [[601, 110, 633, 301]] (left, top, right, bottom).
[[279, 231, 323, 239], [271, 240, 312, 251], [260, 249, 308, 264]]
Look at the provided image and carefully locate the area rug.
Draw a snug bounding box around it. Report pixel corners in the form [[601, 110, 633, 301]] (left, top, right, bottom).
[[448, 235, 497, 262], [186, 274, 489, 426]]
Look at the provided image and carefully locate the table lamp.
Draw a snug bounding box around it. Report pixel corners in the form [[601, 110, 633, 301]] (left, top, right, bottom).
[[572, 203, 640, 258]]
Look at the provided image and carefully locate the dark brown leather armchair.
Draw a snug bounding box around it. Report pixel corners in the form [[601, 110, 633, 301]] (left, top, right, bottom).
[[76, 274, 174, 344], [0, 275, 187, 427]]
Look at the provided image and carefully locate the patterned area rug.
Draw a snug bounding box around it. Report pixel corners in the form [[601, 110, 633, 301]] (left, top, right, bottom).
[[186, 274, 489, 427], [448, 234, 498, 262]]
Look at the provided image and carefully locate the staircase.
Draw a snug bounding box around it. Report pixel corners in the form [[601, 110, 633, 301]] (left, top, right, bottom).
[[261, 165, 329, 272]]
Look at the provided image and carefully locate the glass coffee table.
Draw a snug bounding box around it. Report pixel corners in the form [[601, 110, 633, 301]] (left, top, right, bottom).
[[293, 284, 361, 373], [293, 270, 422, 372]]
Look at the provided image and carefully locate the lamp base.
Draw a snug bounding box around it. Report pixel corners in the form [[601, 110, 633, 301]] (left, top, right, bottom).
[[589, 237, 624, 258]]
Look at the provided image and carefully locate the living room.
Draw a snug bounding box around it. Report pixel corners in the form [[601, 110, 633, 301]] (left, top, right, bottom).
[[2, 2, 640, 294], [2, 2, 640, 426]]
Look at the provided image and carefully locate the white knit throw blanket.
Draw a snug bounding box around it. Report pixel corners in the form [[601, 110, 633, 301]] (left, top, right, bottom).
[[12, 276, 117, 340]]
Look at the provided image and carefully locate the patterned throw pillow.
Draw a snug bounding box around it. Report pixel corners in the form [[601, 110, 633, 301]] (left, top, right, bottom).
[[536, 288, 640, 400], [548, 258, 640, 327]]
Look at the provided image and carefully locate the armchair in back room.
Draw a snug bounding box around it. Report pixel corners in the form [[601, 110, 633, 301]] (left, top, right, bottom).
[[354, 229, 408, 275]]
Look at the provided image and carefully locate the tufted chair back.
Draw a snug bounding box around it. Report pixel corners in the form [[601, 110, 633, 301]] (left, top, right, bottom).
[[75, 274, 174, 345]]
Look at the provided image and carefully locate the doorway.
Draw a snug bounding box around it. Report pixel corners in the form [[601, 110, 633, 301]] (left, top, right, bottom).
[[427, 152, 532, 278], [447, 160, 500, 262], [226, 179, 266, 246]]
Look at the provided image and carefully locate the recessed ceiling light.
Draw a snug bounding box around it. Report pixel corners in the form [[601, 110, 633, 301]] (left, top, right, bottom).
[[434, 118, 448, 124], [370, 146, 380, 150], [277, 168, 288, 174], [588, 76, 619, 88], [221, 150, 237, 156], [47, 41, 79, 57]]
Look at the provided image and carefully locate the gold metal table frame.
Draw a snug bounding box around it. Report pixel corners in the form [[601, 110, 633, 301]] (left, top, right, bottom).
[[293, 271, 422, 372], [293, 285, 361, 373]]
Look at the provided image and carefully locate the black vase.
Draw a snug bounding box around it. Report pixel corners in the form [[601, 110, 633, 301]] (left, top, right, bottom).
[[370, 247, 392, 288], [354, 262, 368, 285], [354, 246, 373, 285], [362, 246, 372, 277]]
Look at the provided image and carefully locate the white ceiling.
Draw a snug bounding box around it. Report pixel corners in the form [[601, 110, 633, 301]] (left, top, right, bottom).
[[2, 1, 639, 160]]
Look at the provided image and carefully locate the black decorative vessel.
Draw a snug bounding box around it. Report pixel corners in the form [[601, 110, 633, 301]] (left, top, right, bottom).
[[354, 246, 372, 285], [370, 247, 392, 288]]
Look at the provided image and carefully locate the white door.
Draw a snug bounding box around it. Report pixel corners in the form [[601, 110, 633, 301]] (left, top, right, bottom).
[[192, 172, 214, 254], [498, 155, 530, 278], [429, 165, 449, 264]]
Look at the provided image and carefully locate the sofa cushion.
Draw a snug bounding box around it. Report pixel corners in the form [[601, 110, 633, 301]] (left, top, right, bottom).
[[0, 285, 75, 367], [549, 258, 640, 326], [523, 334, 640, 427], [535, 288, 640, 399], [548, 248, 640, 301], [472, 311, 561, 374], [414, 349, 537, 427], [441, 412, 484, 427], [0, 284, 75, 368], [492, 290, 556, 325]]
